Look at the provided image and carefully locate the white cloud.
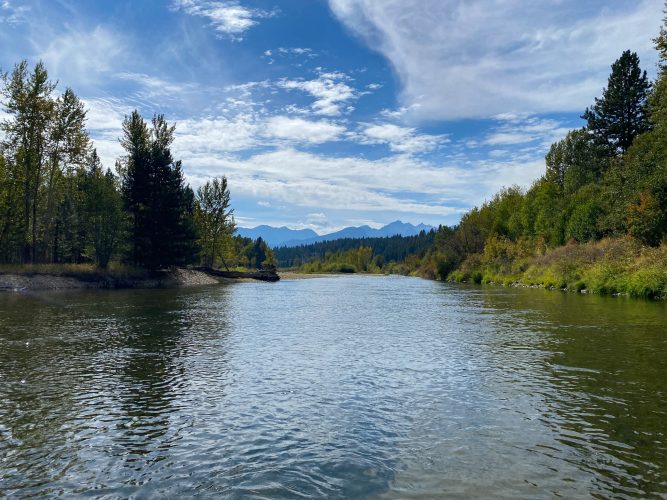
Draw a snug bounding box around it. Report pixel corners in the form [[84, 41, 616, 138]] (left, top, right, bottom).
[[175, 114, 260, 152], [329, 0, 662, 120], [179, 147, 544, 222], [358, 122, 445, 153], [173, 0, 275, 40], [264, 116, 346, 144], [278, 70, 358, 116], [277, 47, 315, 57], [306, 212, 328, 225], [83, 97, 133, 132], [82, 98, 135, 169], [482, 115, 571, 148], [0, 0, 30, 24], [117, 72, 199, 98], [38, 26, 126, 86]]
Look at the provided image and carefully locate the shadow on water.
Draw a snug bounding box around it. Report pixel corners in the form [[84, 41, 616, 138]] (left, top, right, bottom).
[[1, 277, 666, 498]]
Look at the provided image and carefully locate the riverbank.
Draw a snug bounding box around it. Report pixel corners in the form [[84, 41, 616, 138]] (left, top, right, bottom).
[[0, 265, 281, 292], [0, 266, 218, 292], [447, 237, 667, 299]]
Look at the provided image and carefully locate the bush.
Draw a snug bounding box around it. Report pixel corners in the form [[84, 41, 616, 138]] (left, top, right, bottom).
[[623, 267, 667, 299], [337, 263, 357, 273]]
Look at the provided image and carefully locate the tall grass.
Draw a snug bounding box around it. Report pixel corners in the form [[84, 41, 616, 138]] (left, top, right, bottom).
[[447, 237, 667, 299], [0, 263, 151, 280]]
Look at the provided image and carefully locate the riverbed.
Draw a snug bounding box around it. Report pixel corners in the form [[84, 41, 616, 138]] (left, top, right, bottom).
[[1, 275, 665, 497]]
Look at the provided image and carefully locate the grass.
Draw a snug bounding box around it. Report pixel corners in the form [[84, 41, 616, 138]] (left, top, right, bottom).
[[0, 262, 152, 281], [447, 237, 667, 299]]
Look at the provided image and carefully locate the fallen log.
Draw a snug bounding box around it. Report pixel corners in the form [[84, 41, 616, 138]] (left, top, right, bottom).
[[194, 267, 280, 282]]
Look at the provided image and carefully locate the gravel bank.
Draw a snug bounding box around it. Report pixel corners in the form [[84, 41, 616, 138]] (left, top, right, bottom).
[[0, 268, 220, 292]]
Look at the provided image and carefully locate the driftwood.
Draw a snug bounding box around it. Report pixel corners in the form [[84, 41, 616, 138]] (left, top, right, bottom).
[[194, 267, 280, 282]]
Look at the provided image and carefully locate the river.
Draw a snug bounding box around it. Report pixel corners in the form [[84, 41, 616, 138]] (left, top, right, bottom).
[[1, 275, 666, 498]]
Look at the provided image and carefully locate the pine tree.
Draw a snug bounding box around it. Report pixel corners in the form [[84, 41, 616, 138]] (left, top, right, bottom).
[[582, 50, 651, 156], [119, 111, 198, 268], [119, 110, 152, 266]]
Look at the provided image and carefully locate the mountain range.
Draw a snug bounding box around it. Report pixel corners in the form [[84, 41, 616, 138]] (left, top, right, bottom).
[[236, 221, 435, 248]]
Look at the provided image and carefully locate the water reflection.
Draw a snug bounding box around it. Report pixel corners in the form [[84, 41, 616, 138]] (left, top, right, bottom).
[[1, 277, 666, 498], [475, 287, 667, 497], [0, 287, 235, 496]]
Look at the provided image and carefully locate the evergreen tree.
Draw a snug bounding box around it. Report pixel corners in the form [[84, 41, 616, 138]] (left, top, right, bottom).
[[119, 110, 151, 266], [582, 50, 651, 156], [249, 237, 268, 269], [119, 111, 198, 268]]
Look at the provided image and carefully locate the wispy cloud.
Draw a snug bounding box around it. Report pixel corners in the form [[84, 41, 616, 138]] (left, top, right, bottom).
[[0, 0, 30, 24], [329, 0, 662, 120], [117, 72, 199, 97], [172, 0, 276, 40], [37, 26, 127, 86], [179, 145, 545, 226], [356, 122, 446, 154], [264, 116, 346, 144], [277, 47, 316, 57], [483, 114, 571, 149]]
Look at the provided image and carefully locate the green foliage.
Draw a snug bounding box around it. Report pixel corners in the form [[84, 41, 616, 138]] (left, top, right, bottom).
[[0, 60, 246, 271], [84, 151, 124, 268], [244, 237, 276, 270], [119, 112, 198, 269], [194, 177, 235, 268], [530, 179, 565, 247], [275, 230, 435, 270], [582, 50, 651, 156], [299, 246, 374, 274], [545, 129, 605, 194], [627, 192, 666, 246], [434, 34, 667, 299], [564, 185, 603, 242]]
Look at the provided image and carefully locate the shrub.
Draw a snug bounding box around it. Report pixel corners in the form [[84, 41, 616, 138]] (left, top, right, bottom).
[[337, 263, 357, 273]]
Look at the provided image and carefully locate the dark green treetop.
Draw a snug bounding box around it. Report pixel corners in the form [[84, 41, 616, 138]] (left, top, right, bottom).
[[582, 50, 651, 156]]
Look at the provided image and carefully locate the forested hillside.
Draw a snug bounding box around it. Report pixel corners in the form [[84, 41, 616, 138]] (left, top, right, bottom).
[[275, 230, 435, 271], [421, 23, 667, 297]]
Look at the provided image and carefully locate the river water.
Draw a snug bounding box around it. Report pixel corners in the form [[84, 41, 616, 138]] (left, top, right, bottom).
[[1, 275, 666, 498]]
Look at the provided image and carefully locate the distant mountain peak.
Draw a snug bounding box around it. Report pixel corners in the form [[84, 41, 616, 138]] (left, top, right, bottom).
[[237, 220, 435, 248]]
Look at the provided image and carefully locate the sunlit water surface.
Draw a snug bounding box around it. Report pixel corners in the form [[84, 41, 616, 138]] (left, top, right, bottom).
[[1, 275, 666, 498]]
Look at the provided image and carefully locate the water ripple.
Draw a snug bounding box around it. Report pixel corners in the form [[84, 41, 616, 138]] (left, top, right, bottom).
[[0, 277, 666, 497]]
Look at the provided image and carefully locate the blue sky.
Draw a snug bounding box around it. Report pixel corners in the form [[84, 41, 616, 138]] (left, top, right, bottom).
[[0, 0, 662, 232]]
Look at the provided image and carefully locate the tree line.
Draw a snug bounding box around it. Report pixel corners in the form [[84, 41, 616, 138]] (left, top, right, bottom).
[[275, 230, 436, 273], [0, 61, 273, 270], [423, 19, 667, 281]]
